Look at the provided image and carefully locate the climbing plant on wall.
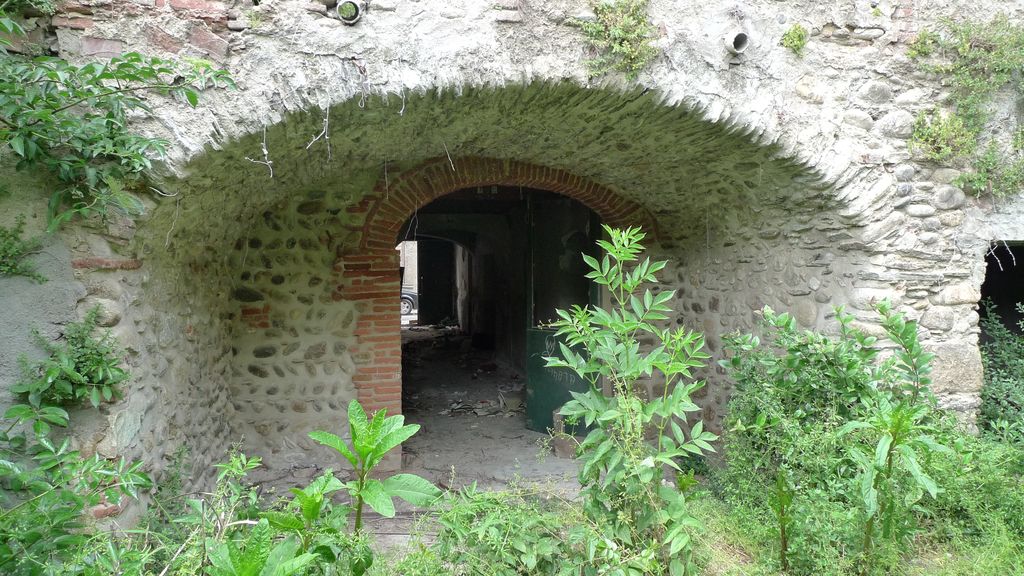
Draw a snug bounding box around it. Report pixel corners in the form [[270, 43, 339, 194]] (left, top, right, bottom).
[[0, 4, 232, 229], [908, 15, 1024, 197], [0, 215, 43, 282], [576, 0, 657, 80]]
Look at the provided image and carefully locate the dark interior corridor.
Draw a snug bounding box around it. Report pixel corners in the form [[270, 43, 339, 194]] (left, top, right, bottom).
[[980, 242, 1024, 337], [395, 187, 598, 487]]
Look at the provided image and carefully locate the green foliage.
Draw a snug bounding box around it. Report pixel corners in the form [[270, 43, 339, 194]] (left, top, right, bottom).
[[546, 225, 716, 575], [1, 0, 57, 16], [310, 400, 441, 528], [930, 432, 1024, 543], [0, 214, 43, 282], [907, 28, 939, 59], [954, 141, 1024, 198], [978, 301, 1024, 445], [908, 15, 1024, 197], [206, 519, 318, 576], [0, 12, 233, 229], [909, 110, 977, 164], [0, 437, 150, 575], [768, 472, 795, 571], [13, 306, 128, 408], [575, 0, 657, 80], [58, 407, 441, 576], [0, 353, 150, 575], [781, 23, 809, 56], [0, 292, 147, 575], [718, 306, 882, 507], [435, 485, 576, 575], [716, 302, 960, 575], [308, 400, 440, 575]]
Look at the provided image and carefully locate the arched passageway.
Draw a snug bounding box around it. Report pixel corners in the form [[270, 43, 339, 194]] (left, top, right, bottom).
[[339, 157, 658, 418], [136, 83, 831, 483]]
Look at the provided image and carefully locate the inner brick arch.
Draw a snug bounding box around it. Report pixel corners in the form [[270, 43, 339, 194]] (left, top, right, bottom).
[[335, 156, 659, 415]]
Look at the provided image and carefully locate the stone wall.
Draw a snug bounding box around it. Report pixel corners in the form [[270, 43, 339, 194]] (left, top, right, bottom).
[[0, 169, 238, 488], [2, 0, 1023, 489], [224, 192, 360, 472]]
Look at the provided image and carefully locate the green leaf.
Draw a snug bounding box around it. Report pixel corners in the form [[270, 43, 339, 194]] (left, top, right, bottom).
[[373, 422, 419, 459], [874, 433, 893, 469], [3, 404, 34, 421], [897, 444, 938, 498], [308, 430, 358, 468], [381, 473, 441, 507], [347, 400, 371, 455], [9, 135, 25, 157], [262, 511, 304, 531], [359, 479, 395, 518], [836, 420, 871, 436], [260, 537, 316, 576]]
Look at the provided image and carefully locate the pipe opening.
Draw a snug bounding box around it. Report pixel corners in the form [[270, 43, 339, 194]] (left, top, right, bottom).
[[337, 0, 362, 24], [731, 33, 749, 53]]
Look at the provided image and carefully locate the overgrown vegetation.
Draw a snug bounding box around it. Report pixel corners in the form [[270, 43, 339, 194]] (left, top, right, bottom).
[[0, 214, 43, 282], [781, 23, 809, 56], [544, 225, 717, 574], [979, 301, 1024, 445], [3, 228, 1024, 575], [908, 15, 1024, 197], [575, 0, 657, 80], [710, 302, 1024, 575], [1, 308, 146, 575], [0, 4, 232, 229], [14, 306, 128, 409]]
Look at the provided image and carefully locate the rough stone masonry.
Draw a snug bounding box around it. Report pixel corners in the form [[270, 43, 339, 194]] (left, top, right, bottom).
[[1, 0, 1023, 489]]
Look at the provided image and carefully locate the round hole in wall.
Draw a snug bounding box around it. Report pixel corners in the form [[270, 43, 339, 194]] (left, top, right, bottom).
[[337, 0, 361, 24], [732, 33, 749, 53]]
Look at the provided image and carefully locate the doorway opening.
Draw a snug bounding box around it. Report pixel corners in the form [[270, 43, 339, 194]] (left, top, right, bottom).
[[980, 241, 1024, 338], [397, 241, 419, 325], [396, 187, 599, 487]]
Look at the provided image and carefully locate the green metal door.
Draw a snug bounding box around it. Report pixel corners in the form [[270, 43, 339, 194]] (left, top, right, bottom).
[[525, 327, 590, 434], [523, 195, 601, 434]]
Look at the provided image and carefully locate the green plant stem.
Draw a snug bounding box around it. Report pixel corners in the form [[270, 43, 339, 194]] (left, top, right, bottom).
[[778, 501, 789, 572], [353, 468, 366, 534]]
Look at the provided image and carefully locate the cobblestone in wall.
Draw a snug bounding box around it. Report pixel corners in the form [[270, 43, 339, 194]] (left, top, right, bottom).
[[224, 191, 360, 466]]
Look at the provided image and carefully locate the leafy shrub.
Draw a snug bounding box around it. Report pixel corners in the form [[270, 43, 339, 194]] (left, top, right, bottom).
[[0, 215, 43, 282], [576, 0, 657, 80], [979, 301, 1024, 444], [909, 109, 977, 164], [546, 225, 717, 575], [717, 306, 882, 499], [930, 433, 1024, 542], [306, 400, 441, 574], [951, 139, 1024, 197], [0, 376, 149, 576], [908, 15, 1024, 197], [0, 10, 233, 228], [31, 400, 442, 576], [13, 306, 128, 408], [718, 302, 953, 575], [781, 23, 809, 56], [435, 485, 575, 575]]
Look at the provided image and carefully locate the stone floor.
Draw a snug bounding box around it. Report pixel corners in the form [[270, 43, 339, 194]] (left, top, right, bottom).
[[398, 325, 578, 492], [362, 325, 579, 545]]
